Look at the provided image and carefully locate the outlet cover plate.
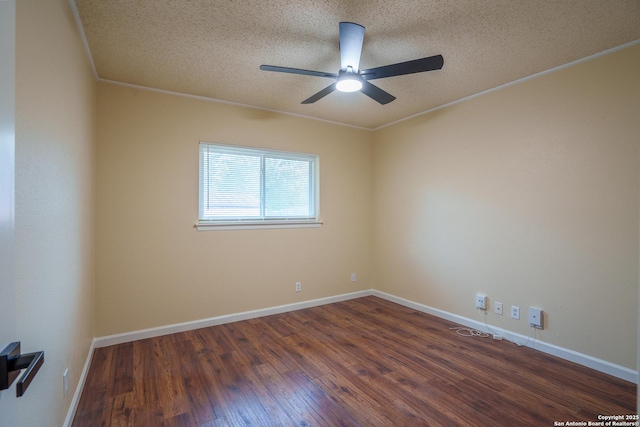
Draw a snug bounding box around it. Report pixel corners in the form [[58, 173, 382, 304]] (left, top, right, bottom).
[[494, 301, 503, 315], [511, 305, 520, 320], [528, 307, 543, 329], [475, 294, 487, 310]]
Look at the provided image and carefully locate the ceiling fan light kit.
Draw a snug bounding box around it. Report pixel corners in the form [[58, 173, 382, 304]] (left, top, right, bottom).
[[336, 68, 363, 92], [260, 22, 443, 105]]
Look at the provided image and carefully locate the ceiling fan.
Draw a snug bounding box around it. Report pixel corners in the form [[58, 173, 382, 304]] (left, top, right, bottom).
[[260, 22, 444, 105]]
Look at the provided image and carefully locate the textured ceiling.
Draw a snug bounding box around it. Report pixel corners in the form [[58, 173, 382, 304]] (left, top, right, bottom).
[[73, 0, 640, 129]]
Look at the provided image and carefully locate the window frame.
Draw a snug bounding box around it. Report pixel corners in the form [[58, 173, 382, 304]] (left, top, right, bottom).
[[196, 142, 321, 231]]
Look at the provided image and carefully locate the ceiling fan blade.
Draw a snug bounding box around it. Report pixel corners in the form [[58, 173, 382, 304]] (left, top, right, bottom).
[[360, 80, 396, 105], [361, 55, 444, 80], [301, 83, 337, 104], [339, 22, 365, 71], [260, 65, 337, 79]]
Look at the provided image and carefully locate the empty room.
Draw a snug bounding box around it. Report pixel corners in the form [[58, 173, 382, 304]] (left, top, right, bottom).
[[1, 0, 639, 426]]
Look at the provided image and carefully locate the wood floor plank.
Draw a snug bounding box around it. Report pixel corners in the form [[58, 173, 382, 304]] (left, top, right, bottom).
[[110, 342, 134, 396], [252, 363, 328, 426], [172, 338, 221, 426], [314, 372, 393, 426], [73, 296, 636, 426], [71, 347, 112, 426], [102, 391, 135, 427], [283, 369, 363, 427]]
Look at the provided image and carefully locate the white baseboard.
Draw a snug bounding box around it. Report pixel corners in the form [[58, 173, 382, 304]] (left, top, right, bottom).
[[372, 290, 638, 384], [65, 291, 370, 425], [94, 290, 373, 348], [63, 337, 97, 427], [67, 288, 636, 425]]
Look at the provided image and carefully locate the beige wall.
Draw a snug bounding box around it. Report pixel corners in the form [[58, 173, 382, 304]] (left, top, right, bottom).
[[15, 0, 96, 425], [95, 45, 639, 371], [373, 44, 640, 369], [95, 83, 373, 336]]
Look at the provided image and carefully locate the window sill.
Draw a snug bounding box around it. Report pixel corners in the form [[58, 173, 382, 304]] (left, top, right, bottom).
[[195, 220, 323, 231]]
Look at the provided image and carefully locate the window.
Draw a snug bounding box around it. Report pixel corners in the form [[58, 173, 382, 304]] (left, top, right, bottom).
[[197, 142, 320, 230]]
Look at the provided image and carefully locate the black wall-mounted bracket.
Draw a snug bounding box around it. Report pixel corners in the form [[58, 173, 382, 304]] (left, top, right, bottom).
[[0, 342, 44, 397]]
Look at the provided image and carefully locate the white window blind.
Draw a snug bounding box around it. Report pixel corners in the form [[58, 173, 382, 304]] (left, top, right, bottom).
[[199, 143, 319, 228]]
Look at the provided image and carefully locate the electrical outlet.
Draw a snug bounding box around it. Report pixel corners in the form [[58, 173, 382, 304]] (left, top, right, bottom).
[[351, 273, 356, 282], [63, 369, 69, 398], [295, 282, 301, 292], [475, 293, 487, 310], [494, 301, 503, 315], [511, 305, 520, 320], [528, 307, 543, 329]]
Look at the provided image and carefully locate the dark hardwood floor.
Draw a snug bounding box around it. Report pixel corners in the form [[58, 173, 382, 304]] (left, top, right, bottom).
[[72, 296, 636, 426]]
